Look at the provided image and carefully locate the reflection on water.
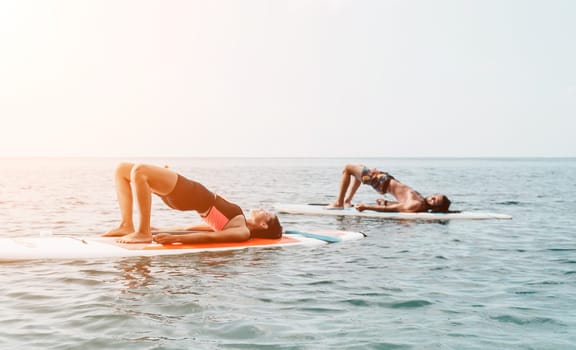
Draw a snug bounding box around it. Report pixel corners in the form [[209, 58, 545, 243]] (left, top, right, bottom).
[[116, 257, 154, 293]]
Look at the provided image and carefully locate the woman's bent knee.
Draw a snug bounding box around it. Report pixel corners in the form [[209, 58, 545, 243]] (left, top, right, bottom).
[[130, 163, 151, 181], [115, 162, 134, 178], [343, 164, 363, 175]]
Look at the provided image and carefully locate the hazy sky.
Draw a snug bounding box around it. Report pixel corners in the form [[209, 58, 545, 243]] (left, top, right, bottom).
[[1, 1, 574, 157]]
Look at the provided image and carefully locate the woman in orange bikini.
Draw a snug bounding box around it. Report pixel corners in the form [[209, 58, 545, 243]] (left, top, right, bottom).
[[327, 163, 452, 213], [102, 162, 282, 244]]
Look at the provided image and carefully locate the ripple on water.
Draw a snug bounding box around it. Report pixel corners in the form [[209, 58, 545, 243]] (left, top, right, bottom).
[[490, 315, 566, 327], [385, 300, 433, 309], [1, 158, 576, 349]]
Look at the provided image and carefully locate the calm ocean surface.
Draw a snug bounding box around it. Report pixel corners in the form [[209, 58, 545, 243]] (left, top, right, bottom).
[[0, 157, 575, 350]]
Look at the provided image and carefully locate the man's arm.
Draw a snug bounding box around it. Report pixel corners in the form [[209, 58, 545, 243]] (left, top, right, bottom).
[[355, 201, 421, 213], [356, 202, 399, 212]]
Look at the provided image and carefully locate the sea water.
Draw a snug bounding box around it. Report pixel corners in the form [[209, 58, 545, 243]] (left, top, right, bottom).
[[0, 157, 574, 350]]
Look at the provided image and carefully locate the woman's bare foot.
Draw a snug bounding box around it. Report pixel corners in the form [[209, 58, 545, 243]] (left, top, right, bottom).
[[326, 199, 354, 209], [102, 226, 134, 237], [116, 232, 153, 244], [326, 202, 344, 209]]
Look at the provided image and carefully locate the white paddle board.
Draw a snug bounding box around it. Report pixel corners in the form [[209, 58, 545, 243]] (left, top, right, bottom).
[[274, 203, 512, 220], [0, 229, 365, 262]]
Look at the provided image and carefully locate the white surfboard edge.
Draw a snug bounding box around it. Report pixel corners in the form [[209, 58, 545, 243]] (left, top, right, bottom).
[[273, 203, 512, 220]]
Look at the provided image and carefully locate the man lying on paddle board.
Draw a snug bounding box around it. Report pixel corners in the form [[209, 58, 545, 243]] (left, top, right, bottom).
[[327, 164, 453, 213], [102, 162, 282, 244]]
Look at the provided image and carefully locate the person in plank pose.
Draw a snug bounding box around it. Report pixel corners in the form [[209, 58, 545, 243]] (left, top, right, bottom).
[[103, 162, 282, 244], [327, 164, 452, 213]]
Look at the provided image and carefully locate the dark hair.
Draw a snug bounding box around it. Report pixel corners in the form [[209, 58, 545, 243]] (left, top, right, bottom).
[[430, 195, 451, 213], [250, 214, 283, 239]]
